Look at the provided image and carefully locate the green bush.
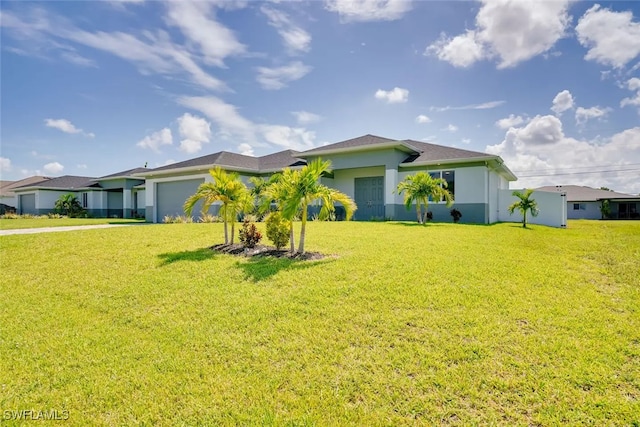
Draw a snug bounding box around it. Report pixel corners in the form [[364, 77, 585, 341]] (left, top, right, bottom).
[[239, 220, 262, 248], [199, 214, 220, 223], [265, 212, 289, 250]]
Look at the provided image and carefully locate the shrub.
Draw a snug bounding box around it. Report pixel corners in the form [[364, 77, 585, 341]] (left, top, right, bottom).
[[163, 215, 175, 224], [239, 220, 262, 248], [47, 213, 66, 219], [54, 193, 85, 217], [174, 215, 193, 224], [426, 211, 433, 222], [450, 208, 462, 223], [199, 214, 220, 223], [1, 213, 20, 219], [243, 214, 260, 223], [265, 212, 289, 250]]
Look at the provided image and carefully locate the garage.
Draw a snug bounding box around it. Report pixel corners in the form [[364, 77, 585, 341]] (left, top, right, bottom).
[[19, 194, 36, 215], [156, 179, 205, 220]]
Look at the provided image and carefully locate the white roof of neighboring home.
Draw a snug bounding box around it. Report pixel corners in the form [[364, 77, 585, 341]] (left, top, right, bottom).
[[537, 185, 637, 202]]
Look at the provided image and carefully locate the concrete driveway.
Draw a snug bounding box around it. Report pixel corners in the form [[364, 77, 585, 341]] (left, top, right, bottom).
[[0, 223, 148, 236]]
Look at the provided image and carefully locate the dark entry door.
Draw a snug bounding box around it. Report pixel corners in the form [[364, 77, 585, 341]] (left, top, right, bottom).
[[354, 176, 384, 220]]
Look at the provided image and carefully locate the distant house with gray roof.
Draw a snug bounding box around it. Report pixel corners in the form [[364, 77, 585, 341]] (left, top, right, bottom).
[[537, 185, 639, 220], [12, 170, 145, 218], [137, 134, 520, 224]]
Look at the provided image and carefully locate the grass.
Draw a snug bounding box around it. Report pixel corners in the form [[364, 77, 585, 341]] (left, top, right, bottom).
[[1, 220, 639, 425], [0, 217, 145, 230]]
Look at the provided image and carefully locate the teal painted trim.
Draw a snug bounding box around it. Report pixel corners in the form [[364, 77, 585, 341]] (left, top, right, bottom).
[[391, 203, 488, 224]]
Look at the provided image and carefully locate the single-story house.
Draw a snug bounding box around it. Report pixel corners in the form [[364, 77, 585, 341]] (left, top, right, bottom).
[[0, 176, 50, 213], [137, 134, 539, 225], [136, 150, 305, 223], [537, 185, 639, 220], [12, 168, 146, 218]]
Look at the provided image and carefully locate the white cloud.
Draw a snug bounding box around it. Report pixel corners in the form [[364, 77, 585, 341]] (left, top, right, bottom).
[[430, 100, 504, 112], [0, 157, 12, 174], [1, 8, 227, 91], [178, 96, 256, 143], [259, 125, 316, 151], [178, 96, 318, 153], [575, 106, 612, 126], [461, 138, 471, 144], [443, 124, 458, 132], [576, 5, 640, 69], [621, 77, 640, 112], [77, 164, 88, 169], [426, 30, 484, 68], [177, 113, 211, 154], [325, 0, 411, 22], [426, 0, 571, 69], [59, 51, 97, 68], [261, 6, 311, 54], [375, 87, 409, 104], [550, 90, 574, 115], [291, 111, 322, 125], [44, 118, 94, 137], [495, 114, 525, 129], [44, 118, 81, 134], [136, 128, 173, 153], [164, 1, 246, 67], [238, 143, 255, 156], [43, 161, 64, 175], [486, 117, 640, 194], [415, 114, 431, 124], [256, 61, 312, 90]]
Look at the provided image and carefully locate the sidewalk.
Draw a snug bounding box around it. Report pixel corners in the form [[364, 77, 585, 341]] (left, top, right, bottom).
[[0, 223, 148, 236]]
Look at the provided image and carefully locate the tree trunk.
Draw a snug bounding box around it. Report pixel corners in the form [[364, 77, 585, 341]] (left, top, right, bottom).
[[223, 220, 229, 244], [416, 202, 423, 224], [289, 221, 295, 253], [298, 203, 308, 254], [230, 219, 235, 244], [523, 210, 527, 228]]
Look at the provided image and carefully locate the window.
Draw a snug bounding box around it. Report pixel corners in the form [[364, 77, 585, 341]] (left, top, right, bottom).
[[82, 193, 88, 208], [427, 170, 455, 201], [573, 203, 585, 210]]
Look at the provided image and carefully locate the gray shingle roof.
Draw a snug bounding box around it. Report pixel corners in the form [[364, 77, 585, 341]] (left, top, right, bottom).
[[143, 150, 304, 175], [300, 134, 399, 155], [0, 176, 50, 196], [13, 175, 98, 191], [258, 150, 306, 171], [402, 140, 494, 164], [537, 185, 637, 201], [147, 151, 259, 173], [99, 167, 148, 179]]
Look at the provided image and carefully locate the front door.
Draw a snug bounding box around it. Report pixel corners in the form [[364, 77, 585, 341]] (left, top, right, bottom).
[[354, 176, 384, 220]]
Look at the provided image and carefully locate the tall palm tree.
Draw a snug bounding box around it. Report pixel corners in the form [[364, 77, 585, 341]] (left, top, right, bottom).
[[183, 167, 251, 244], [508, 189, 539, 228], [396, 172, 453, 224], [280, 159, 356, 254]]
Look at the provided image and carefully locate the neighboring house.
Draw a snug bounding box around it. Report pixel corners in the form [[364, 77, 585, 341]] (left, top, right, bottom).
[[138, 134, 524, 224], [0, 176, 50, 213], [537, 185, 639, 220], [12, 168, 146, 218], [136, 150, 305, 223]]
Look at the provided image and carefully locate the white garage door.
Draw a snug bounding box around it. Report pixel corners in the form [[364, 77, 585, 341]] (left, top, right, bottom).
[[156, 179, 205, 220]]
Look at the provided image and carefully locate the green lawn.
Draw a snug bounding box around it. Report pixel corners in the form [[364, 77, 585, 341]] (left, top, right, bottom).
[[0, 217, 145, 230], [1, 221, 638, 425]]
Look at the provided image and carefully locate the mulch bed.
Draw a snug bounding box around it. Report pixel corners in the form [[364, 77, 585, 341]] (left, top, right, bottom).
[[209, 243, 326, 261]]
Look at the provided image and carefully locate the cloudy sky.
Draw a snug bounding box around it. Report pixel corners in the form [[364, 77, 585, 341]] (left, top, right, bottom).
[[1, 0, 639, 193]]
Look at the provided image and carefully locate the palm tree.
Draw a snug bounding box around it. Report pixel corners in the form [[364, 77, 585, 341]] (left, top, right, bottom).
[[259, 171, 296, 252], [54, 193, 83, 217], [507, 189, 539, 228], [183, 167, 251, 244], [396, 172, 453, 224], [257, 160, 356, 254], [280, 159, 356, 254]]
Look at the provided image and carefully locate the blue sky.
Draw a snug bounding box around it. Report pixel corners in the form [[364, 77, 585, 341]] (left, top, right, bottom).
[[1, 0, 639, 193]]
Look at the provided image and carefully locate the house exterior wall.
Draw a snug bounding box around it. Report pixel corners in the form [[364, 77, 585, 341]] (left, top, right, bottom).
[[498, 189, 566, 227], [567, 201, 601, 219]]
